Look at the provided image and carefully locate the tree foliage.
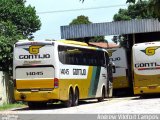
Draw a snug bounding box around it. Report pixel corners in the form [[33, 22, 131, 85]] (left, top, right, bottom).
[[126, 0, 136, 3], [148, 0, 160, 20], [113, 9, 131, 21], [126, 0, 160, 20], [112, 0, 154, 46], [0, 0, 41, 38], [0, 0, 41, 74], [113, 0, 153, 21], [0, 21, 23, 74], [70, 15, 92, 25], [69, 15, 106, 43], [80, 0, 160, 20]]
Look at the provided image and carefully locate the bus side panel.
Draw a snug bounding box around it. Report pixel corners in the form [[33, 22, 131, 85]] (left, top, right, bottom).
[[88, 66, 101, 98], [94, 67, 108, 98], [58, 65, 108, 100], [58, 65, 93, 101]]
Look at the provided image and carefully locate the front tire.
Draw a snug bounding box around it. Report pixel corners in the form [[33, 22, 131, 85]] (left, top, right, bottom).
[[98, 87, 105, 102]]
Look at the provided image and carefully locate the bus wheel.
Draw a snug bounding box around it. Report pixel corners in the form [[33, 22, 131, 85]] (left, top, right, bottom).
[[64, 89, 73, 107], [98, 87, 105, 102], [73, 88, 79, 106]]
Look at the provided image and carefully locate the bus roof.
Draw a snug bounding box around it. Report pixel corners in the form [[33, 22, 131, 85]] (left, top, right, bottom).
[[15, 40, 88, 47], [15, 40, 54, 47], [133, 42, 160, 47], [15, 39, 106, 51], [57, 40, 88, 46]]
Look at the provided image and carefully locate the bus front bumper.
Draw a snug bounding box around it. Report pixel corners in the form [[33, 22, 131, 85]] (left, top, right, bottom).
[[134, 86, 160, 95]]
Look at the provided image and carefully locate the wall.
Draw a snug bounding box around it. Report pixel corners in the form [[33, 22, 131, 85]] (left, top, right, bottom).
[[0, 71, 14, 105]]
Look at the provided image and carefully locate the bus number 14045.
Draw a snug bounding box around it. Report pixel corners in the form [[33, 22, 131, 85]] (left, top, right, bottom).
[[26, 72, 43, 76]]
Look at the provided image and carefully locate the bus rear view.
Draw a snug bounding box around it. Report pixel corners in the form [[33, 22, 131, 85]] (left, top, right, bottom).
[[13, 40, 58, 105]]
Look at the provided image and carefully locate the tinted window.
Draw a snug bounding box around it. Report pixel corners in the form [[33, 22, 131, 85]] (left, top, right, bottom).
[[58, 45, 106, 66]]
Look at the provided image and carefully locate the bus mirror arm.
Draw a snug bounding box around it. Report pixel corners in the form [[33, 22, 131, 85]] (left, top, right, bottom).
[[109, 62, 116, 73], [112, 65, 116, 73]]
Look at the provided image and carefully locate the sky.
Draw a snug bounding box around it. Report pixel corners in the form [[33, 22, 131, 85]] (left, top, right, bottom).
[[26, 0, 128, 42]]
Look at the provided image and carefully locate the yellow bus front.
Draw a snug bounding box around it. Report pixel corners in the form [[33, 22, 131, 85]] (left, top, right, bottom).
[[133, 42, 160, 95]]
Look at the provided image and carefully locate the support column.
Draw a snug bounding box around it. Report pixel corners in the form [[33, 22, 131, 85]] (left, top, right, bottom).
[[133, 34, 135, 44]]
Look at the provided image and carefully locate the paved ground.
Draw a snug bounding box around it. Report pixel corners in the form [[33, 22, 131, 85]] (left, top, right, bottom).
[[1, 96, 160, 114]]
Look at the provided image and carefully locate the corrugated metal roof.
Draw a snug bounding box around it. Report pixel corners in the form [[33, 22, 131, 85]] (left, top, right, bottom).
[[61, 19, 160, 39]]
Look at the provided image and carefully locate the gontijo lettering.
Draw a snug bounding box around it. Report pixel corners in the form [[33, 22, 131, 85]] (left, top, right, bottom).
[[19, 45, 51, 59], [73, 69, 86, 75], [135, 62, 160, 70], [60, 69, 86, 75], [19, 54, 50, 59]]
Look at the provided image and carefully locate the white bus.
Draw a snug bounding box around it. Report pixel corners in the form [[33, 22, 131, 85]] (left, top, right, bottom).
[[13, 40, 114, 108], [107, 47, 130, 95], [132, 42, 160, 95]]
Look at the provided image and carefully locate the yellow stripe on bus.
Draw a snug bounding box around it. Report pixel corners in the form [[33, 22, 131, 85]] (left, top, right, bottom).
[[16, 79, 54, 89]]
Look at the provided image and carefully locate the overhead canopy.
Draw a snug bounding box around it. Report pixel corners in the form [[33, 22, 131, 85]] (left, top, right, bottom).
[[61, 19, 160, 39]]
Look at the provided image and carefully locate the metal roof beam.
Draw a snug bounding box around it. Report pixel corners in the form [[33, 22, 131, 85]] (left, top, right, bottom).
[[61, 19, 160, 39]]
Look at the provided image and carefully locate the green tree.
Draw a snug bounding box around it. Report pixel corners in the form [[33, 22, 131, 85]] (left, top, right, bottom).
[[112, 0, 154, 45], [69, 15, 106, 43], [0, 0, 41, 39], [113, 0, 153, 21], [0, 0, 41, 74], [126, 0, 137, 3], [148, 0, 160, 20], [0, 21, 23, 103], [70, 15, 92, 25], [126, 0, 160, 20], [0, 21, 23, 74], [113, 9, 131, 21], [80, 0, 160, 19]]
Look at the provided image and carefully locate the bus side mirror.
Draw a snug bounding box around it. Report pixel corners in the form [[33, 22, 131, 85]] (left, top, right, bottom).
[[109, 62, 116, 73], [112, 65, 116, 73]]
